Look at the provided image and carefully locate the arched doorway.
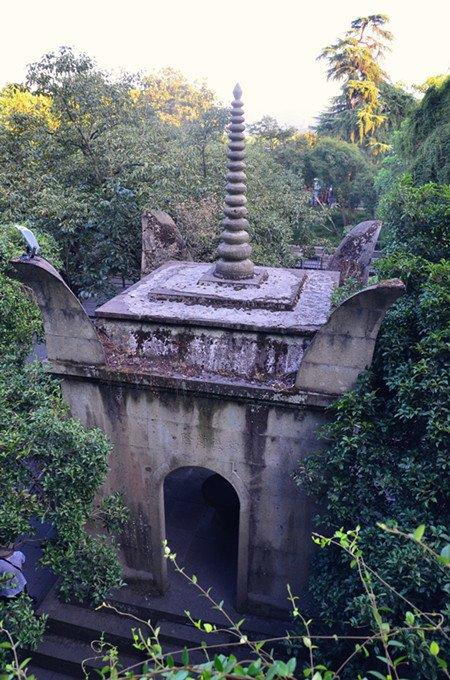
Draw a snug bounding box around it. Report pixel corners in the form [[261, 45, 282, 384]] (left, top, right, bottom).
[[163, 467, 241, 609]]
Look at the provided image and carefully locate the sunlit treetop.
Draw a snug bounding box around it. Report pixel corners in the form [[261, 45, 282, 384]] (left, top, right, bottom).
[[136, 67, 218, 126], [0, 84, 58, 132]]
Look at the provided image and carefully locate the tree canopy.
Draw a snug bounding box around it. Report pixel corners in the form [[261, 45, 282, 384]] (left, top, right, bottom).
[[316, 15, 415, 154]]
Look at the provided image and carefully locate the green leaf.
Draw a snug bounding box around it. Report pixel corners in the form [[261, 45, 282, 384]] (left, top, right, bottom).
[[204, 622, 213, 633], [173, 671, 189, 680], [181, 647, 189, 665], [388, 640, 404, 649], [429, 641, 439, 656], [368, 672, 387, 679], [412, 524, 425, 542], [287, 658, 297, 674], [439, 544, 450, 564], [405, 611, 415, 626], [303, 636, 312, 648]]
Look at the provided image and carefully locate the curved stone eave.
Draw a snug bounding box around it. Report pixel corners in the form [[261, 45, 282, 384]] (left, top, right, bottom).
[[295, 278, 405, 396], [11, 256, 106, 366]]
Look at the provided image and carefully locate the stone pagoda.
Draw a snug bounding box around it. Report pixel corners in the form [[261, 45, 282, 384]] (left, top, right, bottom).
[[13, 85, 404, 616]]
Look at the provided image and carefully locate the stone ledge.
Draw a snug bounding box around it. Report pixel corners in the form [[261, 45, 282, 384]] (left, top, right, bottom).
[[47, 360, 335, 409]]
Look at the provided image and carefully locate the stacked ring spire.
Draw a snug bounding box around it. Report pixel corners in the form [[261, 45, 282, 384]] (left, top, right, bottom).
[[214, 83, 254, 280]]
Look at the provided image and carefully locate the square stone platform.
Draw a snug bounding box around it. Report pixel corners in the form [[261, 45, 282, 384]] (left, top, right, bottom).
[[96, 261, 339, 335], [94, 262, 339, 387]]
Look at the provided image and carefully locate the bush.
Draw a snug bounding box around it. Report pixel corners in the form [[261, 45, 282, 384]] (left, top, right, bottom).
[[378, 176, 450, 261], [0, 225, 127, 655], [295, 179, 450, 678], [42, 535, 124, 605]]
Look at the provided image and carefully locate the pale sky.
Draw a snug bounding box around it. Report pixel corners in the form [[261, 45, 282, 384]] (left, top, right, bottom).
[[1, 0, 449, 127]]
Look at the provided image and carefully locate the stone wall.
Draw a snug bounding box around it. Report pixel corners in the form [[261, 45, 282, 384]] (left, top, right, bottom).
[[61, 374, 328, 615]]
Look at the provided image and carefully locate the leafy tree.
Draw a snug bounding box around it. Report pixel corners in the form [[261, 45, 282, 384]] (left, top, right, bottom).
[[378, 176, 450, 259], [185, 106, 228, 178], [378, 80, 416, 135], [138, 67, 217, 125], [0, 84, 56, 132], [399, 75, 450, 185], [413, 73, 449, 94], [0, 48, 148, 294], [316, 15, 406, 154], [0, 224, 126, 652], [0, 47, 316, 295], [249, 116, 297, 149], [302, 136, 376, 225]]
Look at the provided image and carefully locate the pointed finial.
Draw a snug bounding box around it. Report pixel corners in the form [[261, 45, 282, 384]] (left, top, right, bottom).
[[233, 83, 242, 99], [214, 84, 254, 280]]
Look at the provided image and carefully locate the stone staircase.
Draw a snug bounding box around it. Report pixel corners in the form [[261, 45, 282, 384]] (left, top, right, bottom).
[[27, 586, 291, 679]]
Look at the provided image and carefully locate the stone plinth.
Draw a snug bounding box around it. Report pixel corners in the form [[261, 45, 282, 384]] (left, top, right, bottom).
[[94, 261, 339, 387]]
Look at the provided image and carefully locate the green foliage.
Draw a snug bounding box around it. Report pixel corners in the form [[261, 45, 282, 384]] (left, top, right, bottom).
[[249, 116, 297, 148], [246, 142, 309, 266], [42, 534, 124, 605], [0, 225, 126, 653], [4, 530, 448, 679], [316, 15, 396, 153], [378, 176, 450, 260], [302, 136, 376, 223], [378, 81, 416, 134], [139, 67, 218, 125], [296, 169, 449, 678], [316, 18, 416, 158], [0, 359, 125, 597], [399, 76, 450, 184], [0, 592, 46, 657], [0, 47, 318, 296]]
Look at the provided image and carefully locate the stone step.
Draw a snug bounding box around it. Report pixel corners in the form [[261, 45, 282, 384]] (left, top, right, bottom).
[[106, 593, 289, 661], [28, 632, 145, 679], [39, 587, 230, 653], [108, 585, 292, 639], [27, 664, 76, 680], [38, 590, 155, 653], [36, 586, 290, 670]]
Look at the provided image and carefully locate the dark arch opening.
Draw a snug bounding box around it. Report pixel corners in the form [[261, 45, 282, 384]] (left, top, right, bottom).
[[163, 467, 240, 609]]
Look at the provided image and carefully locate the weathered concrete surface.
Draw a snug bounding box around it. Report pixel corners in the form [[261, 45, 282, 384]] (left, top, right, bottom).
[[60, 376, 327, 615], [11, 257, 105, 366], [141, 210, 192, 277], [328, 220, 382, 284], [96, 261, 339, 334], [295, 279, 405, 395], [94, 261, 338, 386], [96, 319, 308, 386], [10, 256, 403, 616]]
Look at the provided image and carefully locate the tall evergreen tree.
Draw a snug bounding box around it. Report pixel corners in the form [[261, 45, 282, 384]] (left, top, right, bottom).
[[317, 15, 400, 154]]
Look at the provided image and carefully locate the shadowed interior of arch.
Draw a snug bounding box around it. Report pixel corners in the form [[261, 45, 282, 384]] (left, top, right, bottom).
[[163, 466, 240, 609]]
